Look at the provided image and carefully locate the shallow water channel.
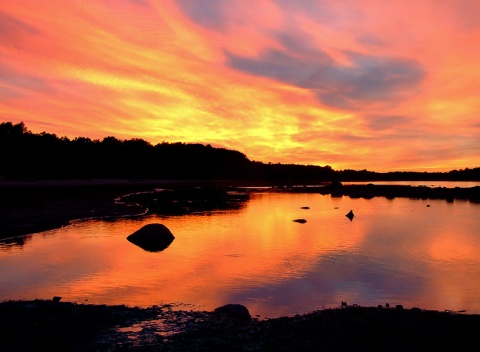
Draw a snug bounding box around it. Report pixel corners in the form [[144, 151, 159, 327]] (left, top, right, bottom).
[[2, 187, 480, 318]]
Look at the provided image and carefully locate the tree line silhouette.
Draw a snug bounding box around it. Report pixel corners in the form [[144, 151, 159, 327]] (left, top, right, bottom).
[[1, 121, 479, 182]]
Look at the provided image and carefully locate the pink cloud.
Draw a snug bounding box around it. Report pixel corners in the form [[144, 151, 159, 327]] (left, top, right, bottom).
[[0, 0, 479, 171]]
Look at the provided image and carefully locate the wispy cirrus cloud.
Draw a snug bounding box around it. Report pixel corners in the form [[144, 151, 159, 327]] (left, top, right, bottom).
[[0, 0, 479, 171], [226, 43, 425, 110], [176, 0, 230, 30], [0, 64, 52, 100], [364, 115, 410, 131], [0, 11, 39, 40]]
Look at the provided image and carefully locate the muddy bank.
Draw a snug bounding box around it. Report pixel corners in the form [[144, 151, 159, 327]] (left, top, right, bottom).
[[1, 299, 479, 351], [120, 186, 250, 215]]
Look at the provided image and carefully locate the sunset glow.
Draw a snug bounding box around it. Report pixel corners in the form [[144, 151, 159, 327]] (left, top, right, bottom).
[[1, 0, 479, 171], [3, 193, 480, 316]]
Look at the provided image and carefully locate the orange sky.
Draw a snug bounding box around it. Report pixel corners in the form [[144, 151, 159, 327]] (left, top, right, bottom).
[[1, 0, 479, 172]]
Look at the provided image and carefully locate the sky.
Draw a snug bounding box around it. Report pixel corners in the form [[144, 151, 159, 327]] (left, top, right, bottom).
[[1, 0, 479, 172]]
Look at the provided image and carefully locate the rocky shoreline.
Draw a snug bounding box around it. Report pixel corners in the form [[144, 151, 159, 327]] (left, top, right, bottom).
[[1, 299, 479, 351], [317, 183, 480, 201], [276, 182, 480, 202]]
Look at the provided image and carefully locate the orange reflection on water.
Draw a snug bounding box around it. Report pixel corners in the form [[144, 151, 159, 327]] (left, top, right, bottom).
[[429, 234, 478, 262], [60, 194, 367, 312], [1, 193, 480, 317]]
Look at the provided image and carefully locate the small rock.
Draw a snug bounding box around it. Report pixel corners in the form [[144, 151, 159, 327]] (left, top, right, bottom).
[[214, 304, 251, 320], [52, 296, 62, 303], [331, 180, 343, 188], [346, 210, 354, 221], [293, 219, 307, 223]]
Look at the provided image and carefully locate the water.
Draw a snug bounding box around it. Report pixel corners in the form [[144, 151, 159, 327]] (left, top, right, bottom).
[[343, 181, 480, 188], [1, 190, 480, 318]]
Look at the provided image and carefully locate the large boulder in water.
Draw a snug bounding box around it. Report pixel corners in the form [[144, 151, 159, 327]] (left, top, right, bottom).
[[127, 223, 174, 252]]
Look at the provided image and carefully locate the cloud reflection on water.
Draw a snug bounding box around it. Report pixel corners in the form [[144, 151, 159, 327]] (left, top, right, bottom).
[[1, 192, 480, 317]]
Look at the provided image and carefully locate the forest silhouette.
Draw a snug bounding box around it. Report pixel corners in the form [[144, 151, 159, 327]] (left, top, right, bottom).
[[1, 121, 479, 182]]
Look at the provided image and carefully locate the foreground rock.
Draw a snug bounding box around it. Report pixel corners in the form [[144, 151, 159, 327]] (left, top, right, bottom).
[[127, 223, 175, 252], [2, 300, 480, 351], [214, 304, 251, 321]]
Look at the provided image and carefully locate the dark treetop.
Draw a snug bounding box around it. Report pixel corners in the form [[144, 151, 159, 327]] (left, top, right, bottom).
[[1, 121, 479, 182]]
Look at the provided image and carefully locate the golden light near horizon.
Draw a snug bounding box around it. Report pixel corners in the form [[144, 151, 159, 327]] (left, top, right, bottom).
[[1, 0, 479, 172]]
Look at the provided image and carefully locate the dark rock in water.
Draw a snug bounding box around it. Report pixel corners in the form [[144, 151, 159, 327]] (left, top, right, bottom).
[[214, 304, 251, 320], [346, 210, 354, 221], [331, 180, 343, 188], [52, 296, 62, 303], [300, 206, 310, 209], [330, 180, 344, 197], [127, 223, 174, 252], [293, 219, 307, 224]]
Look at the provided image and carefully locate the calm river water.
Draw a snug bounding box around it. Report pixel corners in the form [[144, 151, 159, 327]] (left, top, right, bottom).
[[1, 183, 480, 318]]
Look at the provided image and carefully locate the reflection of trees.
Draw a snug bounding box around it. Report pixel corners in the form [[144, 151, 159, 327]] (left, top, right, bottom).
[[0, 235, 32, 250], [1, 121, 478, 182]]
